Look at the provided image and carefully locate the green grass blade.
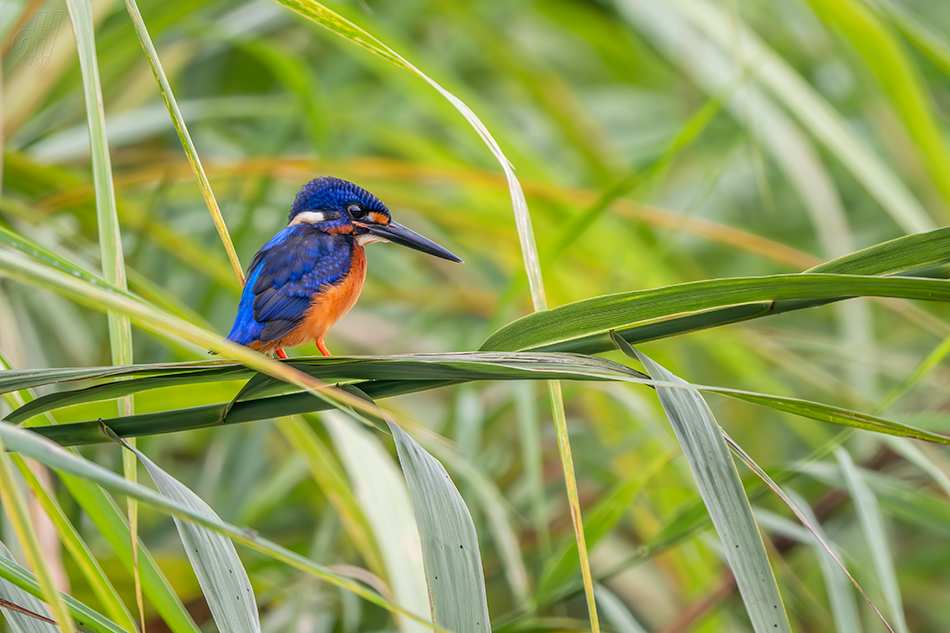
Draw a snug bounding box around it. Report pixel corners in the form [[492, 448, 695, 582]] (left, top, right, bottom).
[[0, 551, 127, 633], [632, 349, 791, 633], [0, 362, 239, 395], [63, 0, 132, 368], [5, 353, 644, 423], [808, 226, 950, 275], [482, 274, 950, 353], [0, 420, 448, 632], [727, 435, 892, 630], [275, 416, 384, 579], [804, 0, 950, 216], [389, 420, 491, 632], [12, 457, 138, 632], [836, 449, 908, 632], [324, 412, 430, 632], [117, 436, 262, 633], [59, 0, 140, 615], [0, 439, 73, 630], [0, 542, 61, 633], [25, 354, 950, 447], [57, 474, 203, 633], [122, 0, 244, 283]]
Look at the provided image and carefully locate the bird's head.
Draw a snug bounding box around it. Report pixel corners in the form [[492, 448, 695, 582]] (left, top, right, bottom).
[[288, 177, 462, 263]]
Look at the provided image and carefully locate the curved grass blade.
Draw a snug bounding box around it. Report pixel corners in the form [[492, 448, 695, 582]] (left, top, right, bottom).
[[726, 436, 893, 631], [0, 542, 60, 633], [787, 491, 863, 633], [0, 437, 73, 630], [0, 552, 127, 633], [12, 456, 139, 632], [835, 449, 908, 633], [7, 353, 646, 424], [631, 350, 791, 632], [27, 357, 950, 447], [389, 420, 491, 632], [482, 274, 950, 353], [0, 421, 449, 632], [324, 412, 430, 633], [0, 362, 242, 395], [113, 434, 261, 633], [7, 367, 253, 424], [122, 0, 244, 283], [807, 226, 950, 275], [49, 0, 139, 604]]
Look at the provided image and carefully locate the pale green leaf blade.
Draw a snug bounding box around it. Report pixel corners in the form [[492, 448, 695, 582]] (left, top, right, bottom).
[[786, 491, 863, 633], [324, 412, 430, 633], [120, 440, 262, 633], [389, 421, 491, 632], [594, 585, 647, 633], [0, 420, 436, 629], [482, 273, 950, 353], [0, 543, 61, 633], [632, 349, 791, 633], [836, 449, 908, 633], [0, 552, 128, 633]]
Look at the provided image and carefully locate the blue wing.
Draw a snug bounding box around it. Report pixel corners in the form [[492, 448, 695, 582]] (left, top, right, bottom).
[[226, 225, 354, 346]]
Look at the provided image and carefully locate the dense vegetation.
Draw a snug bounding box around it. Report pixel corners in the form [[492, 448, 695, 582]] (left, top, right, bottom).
[[1, 0, 950, 632]]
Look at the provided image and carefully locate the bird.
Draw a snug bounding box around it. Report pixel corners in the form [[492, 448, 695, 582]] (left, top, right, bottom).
[[226, 176, 462, 358]]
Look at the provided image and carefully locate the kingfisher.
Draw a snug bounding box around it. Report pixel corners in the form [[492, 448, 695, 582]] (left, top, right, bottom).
[[226, 177, 462, 358]]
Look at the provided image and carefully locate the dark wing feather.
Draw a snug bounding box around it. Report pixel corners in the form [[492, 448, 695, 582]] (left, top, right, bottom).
[[247, 226, 354, 344]]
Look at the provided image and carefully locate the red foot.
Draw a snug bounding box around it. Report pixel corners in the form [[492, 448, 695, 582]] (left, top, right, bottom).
[[317, 339, 332, 357], [275, 349, 288, 359]]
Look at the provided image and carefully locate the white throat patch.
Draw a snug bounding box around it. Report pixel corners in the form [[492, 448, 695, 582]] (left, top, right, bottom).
[[357, 233, 390, 246], [289, 211, 325, 226]]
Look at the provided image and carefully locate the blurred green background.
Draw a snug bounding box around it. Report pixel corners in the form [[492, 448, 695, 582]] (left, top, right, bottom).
[[2, 0, 950, 631]]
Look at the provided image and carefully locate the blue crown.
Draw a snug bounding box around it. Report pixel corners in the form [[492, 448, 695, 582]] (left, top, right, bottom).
[[288, 177, 389, 222]]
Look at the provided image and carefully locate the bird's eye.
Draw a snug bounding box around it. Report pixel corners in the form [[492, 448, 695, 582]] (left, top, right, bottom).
[[347, 204, 367, 219]]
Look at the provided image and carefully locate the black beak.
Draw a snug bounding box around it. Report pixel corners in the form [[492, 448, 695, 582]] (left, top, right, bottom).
[[357, 220, 463, 263]]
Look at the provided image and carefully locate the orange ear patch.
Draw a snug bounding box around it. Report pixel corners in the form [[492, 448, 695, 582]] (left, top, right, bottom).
[[325, 224, 355, 235]]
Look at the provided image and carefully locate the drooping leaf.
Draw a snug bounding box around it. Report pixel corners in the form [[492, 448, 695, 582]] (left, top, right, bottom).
[[0, 420, 445, 631], [632, 349, 792, 632], [390, 421, 492, 632], [113, 435, 262, 633]]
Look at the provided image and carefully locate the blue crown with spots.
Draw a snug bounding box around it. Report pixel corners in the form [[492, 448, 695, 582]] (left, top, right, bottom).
[[288, 177, 389, 222]]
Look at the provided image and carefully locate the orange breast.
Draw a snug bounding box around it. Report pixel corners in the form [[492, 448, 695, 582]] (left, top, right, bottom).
[[299, 243, 367, 342]]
